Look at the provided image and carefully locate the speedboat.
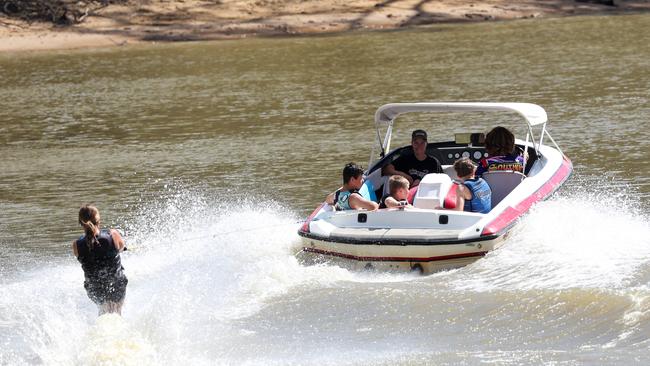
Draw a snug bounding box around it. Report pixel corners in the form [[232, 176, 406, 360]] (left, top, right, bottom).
[[297, 102, 572, 274]]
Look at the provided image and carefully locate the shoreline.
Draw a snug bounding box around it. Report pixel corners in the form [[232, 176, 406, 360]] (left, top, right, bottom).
[[1, 0, 649, 53]]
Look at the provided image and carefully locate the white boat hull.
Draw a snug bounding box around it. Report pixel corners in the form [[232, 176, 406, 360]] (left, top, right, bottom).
[[298, 234, 506, 274], [298, 102, 573, 274]]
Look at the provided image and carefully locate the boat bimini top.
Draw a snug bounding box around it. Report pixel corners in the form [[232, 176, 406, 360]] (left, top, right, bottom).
[[371, 102, 565, 168]]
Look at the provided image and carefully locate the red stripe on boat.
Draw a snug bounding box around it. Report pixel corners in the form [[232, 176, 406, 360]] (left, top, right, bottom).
[[481, 157, 572, 236], [300, 202, 327, 234], [303, 247, 487, 262]]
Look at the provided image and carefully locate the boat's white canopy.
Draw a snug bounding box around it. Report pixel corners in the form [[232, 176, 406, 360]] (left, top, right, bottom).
[[375, 102, 548, 127], [369, 102, 563, 167]]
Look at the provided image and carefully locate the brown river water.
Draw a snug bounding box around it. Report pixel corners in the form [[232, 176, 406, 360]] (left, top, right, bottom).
[[1, 13, 649, 365]]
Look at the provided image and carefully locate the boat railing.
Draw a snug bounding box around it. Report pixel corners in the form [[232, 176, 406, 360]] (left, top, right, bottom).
[[542, 129, 568, 160], [524, 121, 568, 168]]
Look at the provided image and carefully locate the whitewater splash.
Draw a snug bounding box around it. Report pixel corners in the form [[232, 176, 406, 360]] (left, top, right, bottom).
[[0, 190, 382, 364], [437, 180, 650, 351], [447, 177, 650, 292], [76, 314, 157, 366], [2, 183, 649, 364]]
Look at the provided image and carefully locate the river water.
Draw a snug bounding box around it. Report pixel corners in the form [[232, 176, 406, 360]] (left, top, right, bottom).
[[1, 13, 649, 365]]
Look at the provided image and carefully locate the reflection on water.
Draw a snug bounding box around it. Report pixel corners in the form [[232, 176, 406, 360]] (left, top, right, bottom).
[[0, 13, 649, 365]]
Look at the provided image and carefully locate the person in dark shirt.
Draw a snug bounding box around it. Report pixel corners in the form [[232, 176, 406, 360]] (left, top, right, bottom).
[[72, 205, 128, 315], [382, 129, 442, 188]]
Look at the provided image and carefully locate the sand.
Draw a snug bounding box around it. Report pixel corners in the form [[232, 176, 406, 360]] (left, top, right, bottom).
[[1, 0, 649, 52]]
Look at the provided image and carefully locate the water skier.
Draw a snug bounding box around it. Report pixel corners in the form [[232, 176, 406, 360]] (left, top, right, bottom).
[[72, 205, 128, 315]]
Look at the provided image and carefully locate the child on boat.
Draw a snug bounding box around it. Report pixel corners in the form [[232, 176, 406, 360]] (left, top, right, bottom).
[[379, 175, 413, 209], [453, 158, 492, 214], [325, 162, 379, 211]]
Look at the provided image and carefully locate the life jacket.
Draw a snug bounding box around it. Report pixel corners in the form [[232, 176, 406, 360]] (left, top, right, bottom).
[[75, 229, 126, 284], [379, 195, 408, 209], [378, 195, 390, 209], [478, 155, 524, 175], [334, 189, 359, 211], [462, 178, 492, 214]]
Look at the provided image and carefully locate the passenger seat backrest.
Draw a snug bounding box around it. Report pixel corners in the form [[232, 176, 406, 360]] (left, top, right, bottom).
[[481, 171, 526, 208], [365, 168, 384, 199], [443, 165, 459, 180]]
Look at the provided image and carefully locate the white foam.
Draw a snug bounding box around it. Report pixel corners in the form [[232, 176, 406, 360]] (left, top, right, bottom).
[[449, 188, 650, 291], [4, 185, 648, 364], [76, 314, 157, 366]]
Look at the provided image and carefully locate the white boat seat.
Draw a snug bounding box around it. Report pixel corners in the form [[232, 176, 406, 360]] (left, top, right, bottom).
[[481, 171, 526, 207]]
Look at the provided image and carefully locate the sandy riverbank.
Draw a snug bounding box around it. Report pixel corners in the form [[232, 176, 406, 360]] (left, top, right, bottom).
[[1, 0, 649, 52]]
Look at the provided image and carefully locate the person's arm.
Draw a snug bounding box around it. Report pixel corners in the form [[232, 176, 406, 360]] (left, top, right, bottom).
[[72, 241, 78, 257], [384, 197, 412, 209], [431, 156, 443, 174], [325, 192, 335, 205], [453, 184, 473, 211], [516, 154, 525, 165], [110, 229, 126, 252], [520, 150, 528, 162], [382, 163, 413, 185], [384, 196, 400, 208], [349, 193, 379, 211], [325, 187, 342, 205]]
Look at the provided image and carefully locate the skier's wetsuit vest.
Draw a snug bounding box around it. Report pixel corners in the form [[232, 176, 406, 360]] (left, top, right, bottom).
[[462, 178, 492, 214], [75, 229, 128, 304], [334, 189, 359, 211]]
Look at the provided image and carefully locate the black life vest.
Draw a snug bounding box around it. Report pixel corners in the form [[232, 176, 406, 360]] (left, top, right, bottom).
[[75, 229, 125, 283], [333, 188, 359, 211], [379, 195, 408, 209]]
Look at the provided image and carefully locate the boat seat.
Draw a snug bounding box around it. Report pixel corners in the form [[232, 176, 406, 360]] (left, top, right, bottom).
[[481, 171, 526, 207], [365, 168, 388, 201], [443, 165, 459, 180]]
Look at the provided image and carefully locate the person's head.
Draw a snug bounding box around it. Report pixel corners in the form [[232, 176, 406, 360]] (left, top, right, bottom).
[[485, 126, 515, 156], [79, 204, 101, 247], [454, 158, 477, 180], [342, 162, 364, 188], [411, 129, 428, 158], [388, 175, 410, 200]]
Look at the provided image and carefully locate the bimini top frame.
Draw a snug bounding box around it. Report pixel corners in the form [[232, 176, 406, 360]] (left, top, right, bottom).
[[375, 102, 548, 126], [370, 102, 565, 168]]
